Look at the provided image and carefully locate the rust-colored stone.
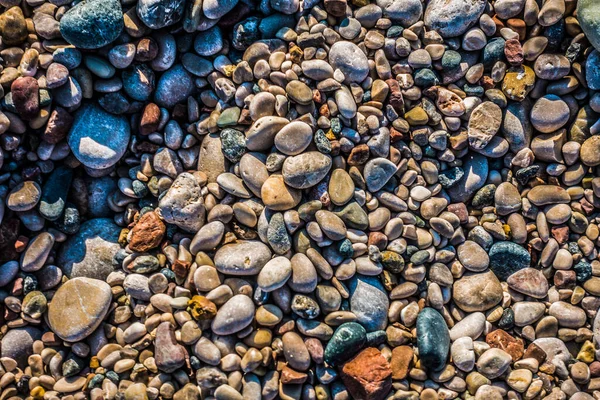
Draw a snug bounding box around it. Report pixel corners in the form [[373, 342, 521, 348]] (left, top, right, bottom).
[[129, 211, 166, 252], [139, 103, 161, 135], [486, 329, 525, 362], [390, 346, 413, 380], [280, 366, 308, 384], [523, 343, 547, 364], [341, 347, 392, 400], [504, 38, 524, 66], [348, 144, 370, 166]]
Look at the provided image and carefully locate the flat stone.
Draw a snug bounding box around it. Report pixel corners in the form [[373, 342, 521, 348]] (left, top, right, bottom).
[[341, 348, 392, 400], [155, 322, 186, 373], [468, 102, 502, 150], [329, 41, 370, 83], [324, 322, 367, 366], [282, 152, 332, 189], [453, 271, 503, 312], [449, 312, 486, 341], [506, 268, 548, 299], [47, 277, 112, 342], [348, 275, 389, 332]]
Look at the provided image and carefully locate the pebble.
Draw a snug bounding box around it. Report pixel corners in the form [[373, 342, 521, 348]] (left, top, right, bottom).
[[59, 0, 123, 49], [211, 295, 255, 335], [417, 308, 450, 371]]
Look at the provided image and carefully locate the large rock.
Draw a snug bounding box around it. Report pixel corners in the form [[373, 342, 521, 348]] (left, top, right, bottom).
[[424, 0, 486, 37], [578, 0, 600, 52], [453, 271, 503, 312], [324, 322, 367, 366], [158, 173, 206, 232], [376, 0, 422, 26], [416, 308, 450, 371], [0, 327, 41, 367], [47, 277, 112, 342], [59, 0, 123, 49], [67, 103, 130, 170], [489, 241, 531, 281], [58, 218, 121, 280], [348, 275, 389, 332]]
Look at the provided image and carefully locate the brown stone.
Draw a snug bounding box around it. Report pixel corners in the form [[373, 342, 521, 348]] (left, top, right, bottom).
[[385, 79, 404, 113], [551, 225, 570, 244], [341, 348, 392, 400], [554, 270, 576, 289], [390, 346, 413, 380], [43, 107, 74, 144], [486, 329, 524, 362], [348, 144, 370, 166], [11, 77, 39, 120], [139, 103, 161, 135], [324, 0, 347, 16], [135, 37, 158, 62], [280, 366, 308, 384], [523, 343, 547, 364], [129, 211, 166, 252], [504, 38, 524, 66]]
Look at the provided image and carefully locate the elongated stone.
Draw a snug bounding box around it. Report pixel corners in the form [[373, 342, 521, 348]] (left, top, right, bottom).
[[416, 307, 450, 371]]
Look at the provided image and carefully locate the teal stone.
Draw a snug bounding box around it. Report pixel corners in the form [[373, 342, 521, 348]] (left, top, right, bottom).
[[416, 307, 450, 372], [323, 322, 366, 366], [39, 166, 73, 221], [441, 50, 461, 70], [259, 14, 296, 39], [578, 0, 600, 52], [483, 37, 506, 68], [59, 0, 123, 49], [414, 68, 439, 87], [489, 241, 531, 281]]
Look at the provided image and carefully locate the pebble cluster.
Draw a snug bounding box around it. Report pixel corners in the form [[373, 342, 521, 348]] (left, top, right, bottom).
[[2, 0, 600, 399]]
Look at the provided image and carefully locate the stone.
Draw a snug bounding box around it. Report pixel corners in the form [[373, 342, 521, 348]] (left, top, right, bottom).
[[324, 322, 367, 366], [21, 232, 54, 272], [486, 329, 525, 362], [476, 348, 512, 379], [530, 95, 570, 133], [348, 275, 389, 332], [158, 173, 206, 232], [154, 322, 186, 373], [449, 312, 486, 341], [390, 346, 413, 380], [424, 0, 486, 37], [58, 218, 120, 280], [446, 153, 488, 203], [580, 135, 600, 166], [7, 181, 41, 212], [68, 103, 130, 170], [59, 0, 123, 49], [11, 77, 39, 120], [453, 271, 503, 312], [341, 348, 392, 400], [0, 327, 41, 367], [282, 152, 332, 189], [257, 256, 292, 292], [363, 158, 398, 193], [211, 295, 255, 335], [154, 65, 194, 108], [329, 41, 370, 83], [0, 7, 28, 46], [129, 211, 165, 252], [489, 241, 531, 281], [376, 0, 422, 26], [579, 0, 600, 52], [416, 308, 450, 371], [457, 240, 489, 272], [39, 166, 73, 221], [507, 268, 548, 299], [137, 0, 185, 29], [468, 102, 502, 150], [47, 277, 112, 342], [214, 240, 272, 275], [203, 0, 239, 19]]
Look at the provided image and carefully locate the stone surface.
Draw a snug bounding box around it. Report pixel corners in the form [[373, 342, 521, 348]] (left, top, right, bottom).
[[341, 348, 392, 400], [47, 277, 112, 342], [59, 0, 123, 49], [416, 308, 450, 371]]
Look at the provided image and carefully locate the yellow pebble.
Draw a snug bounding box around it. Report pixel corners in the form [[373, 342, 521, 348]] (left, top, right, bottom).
[[577, 340, 595, 363], [30, 386, 45, 399]]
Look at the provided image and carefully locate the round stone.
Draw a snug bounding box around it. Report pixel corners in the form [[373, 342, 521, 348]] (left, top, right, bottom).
[[424, 0, 486, 37], [59, 0, 123, 49], [211, 294, 255, 335], [530, 95, 570, 133], [329, 41, 370, 83], [214, 240, 272, 275]]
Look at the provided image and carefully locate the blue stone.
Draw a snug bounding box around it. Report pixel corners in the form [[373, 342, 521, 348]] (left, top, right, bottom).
[[59, 0, 123, 49], [39, 166, 72, 221], [416, 308, 450, 372], [489, 241, 531, 281], [482, 37, 506, 69]]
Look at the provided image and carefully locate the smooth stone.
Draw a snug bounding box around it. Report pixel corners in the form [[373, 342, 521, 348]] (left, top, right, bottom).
[[282, 332, 311, 371], [506, 268, 548, 299], [489, 241, 531, 280], [262, 174, 302, 211], [203, 0, 239, 19], [154, 65, 194, 108], [329, 169, 355, 206], [158, 172, 206, 232], [7, 181, 41, 211], [39, 166, 73, 221], [348, 275, 389, 332], [193, 25, 223, 57], [257, 256, 292, 292], [476, 348, 512, 379], [239, 153, 269, 198], [328, 41, 370, 84], [363, 158, 398, 192], [282, 152, 332, 189], [214, 241, 272, 275], [21, 232, 54, 272], [457, 240, 489, 272], [513, 302, 546, 326], [155, 322, 186, 373], [57, 218, 120, 280], [449, 312, 486, 341], [301, 60, 334, 80], [47, 277, 112, 342], [324, 322, 367, 366], [274, 121, 313, 156], [211, 294, 255, 335], [416, 308, 450, 371], [286, 80, 313, 105], [580, 135, 600, 166], [0, 327, 41, 367], [59, 0, 123, 49], [548, 301, 587, 328], [68, 103, 130, 170], [424, 0, 486, 37], [530, 95, 570, 133], [453, 271, 503, 312], [494, 181, 521, 216], [0, 261, 18, 287], [376, 0, 422, 26], [579, 0, 600, 52], [246, 116, 289, 151]]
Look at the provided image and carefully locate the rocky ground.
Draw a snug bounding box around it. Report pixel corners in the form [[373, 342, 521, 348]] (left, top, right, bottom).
[[1, 0, 600, 399]]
